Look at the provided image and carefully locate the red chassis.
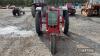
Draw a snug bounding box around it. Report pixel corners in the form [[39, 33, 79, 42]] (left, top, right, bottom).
[[45, 7, 65, 54], [46, 7, 64, 36]]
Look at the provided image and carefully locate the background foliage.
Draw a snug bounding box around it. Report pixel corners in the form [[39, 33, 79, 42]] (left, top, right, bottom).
[[0, 0, 87, 6]]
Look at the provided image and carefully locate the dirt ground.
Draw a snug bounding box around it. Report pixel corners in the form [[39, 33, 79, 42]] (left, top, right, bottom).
[[0, 8, 100, 56], [0, 8, 52, 56]]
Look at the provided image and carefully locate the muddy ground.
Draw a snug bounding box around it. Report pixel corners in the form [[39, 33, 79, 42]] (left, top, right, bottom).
[[0, 8, 100, 56]]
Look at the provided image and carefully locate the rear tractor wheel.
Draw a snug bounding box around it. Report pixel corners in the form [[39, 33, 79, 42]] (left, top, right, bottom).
[[63, 10, 69, 35], [35, 11, 42, 36]]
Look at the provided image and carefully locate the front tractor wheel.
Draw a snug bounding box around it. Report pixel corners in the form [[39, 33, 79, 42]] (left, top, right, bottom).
[[35, 11, 42, 36], [70, 9, 76, 15], [81, 9, 91, 17], [51, 35, 57, 55], [12, 9, 21, 16]]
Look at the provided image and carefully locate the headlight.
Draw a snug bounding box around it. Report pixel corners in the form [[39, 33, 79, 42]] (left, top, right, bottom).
[[36, 7, 42, 10]]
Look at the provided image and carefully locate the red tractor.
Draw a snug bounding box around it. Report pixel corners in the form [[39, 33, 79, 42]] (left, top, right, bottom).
[[32, 0, 69, 55]]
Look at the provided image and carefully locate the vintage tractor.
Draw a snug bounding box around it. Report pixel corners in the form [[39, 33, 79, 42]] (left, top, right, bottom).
[[12, 7, 25, 16], [32, 0, 69, 55], [81, 0, 100, 16]]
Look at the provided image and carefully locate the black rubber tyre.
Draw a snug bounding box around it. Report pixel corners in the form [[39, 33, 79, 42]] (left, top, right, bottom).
[[70, 9, 76, 15], [12, 11, 16, 16], [63, 10, 69, 35], [70, 13, 75, 15], [12, 9, 21, 16], [17, 11, 21, 16], [51, 35, 57, 55], [35, 11, 42, 35], [22, 11, 25, 15]]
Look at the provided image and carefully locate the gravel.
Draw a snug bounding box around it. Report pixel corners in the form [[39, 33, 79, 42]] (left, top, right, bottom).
[[0, 8, 100, 56], [0, 9, 52, 56]]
